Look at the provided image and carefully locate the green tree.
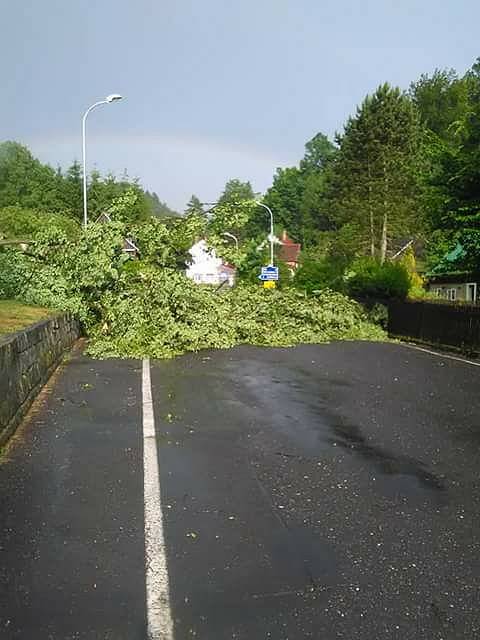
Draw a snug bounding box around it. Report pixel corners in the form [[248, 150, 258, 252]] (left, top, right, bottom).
[[257, 167, 304, 240], [248, 133, 336, 245], [217, 179, 255, 205], [0, 141, 61, 211], [209, 179, 257, 248], [208, 200, 256, 241], [299, 132, 336, 173], [86, 172, 150, 223], [60, 161, 83, 219], [299, 170, 334, 245], [129, 216, 198, 270], [0, 206, 79, 239], [410, 69, 470, 143], [328, 84, 424, 262], [105, 186, 150, 224], [421, 58, 480, 267], [184, 194, 205, 217]]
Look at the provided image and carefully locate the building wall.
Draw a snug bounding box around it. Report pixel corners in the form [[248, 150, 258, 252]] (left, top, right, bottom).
[[186, 240, 235, 287], [427, 281, 478, 303]]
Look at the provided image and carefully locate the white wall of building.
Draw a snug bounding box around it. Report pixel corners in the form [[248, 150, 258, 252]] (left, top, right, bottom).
[[186, 240, 235, 286]]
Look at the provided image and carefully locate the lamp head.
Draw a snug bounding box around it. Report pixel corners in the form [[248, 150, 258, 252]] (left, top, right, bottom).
[[105, 94, 123, 103]]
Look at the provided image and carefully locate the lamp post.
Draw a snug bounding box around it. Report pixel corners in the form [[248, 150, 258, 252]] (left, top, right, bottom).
[[221, 232, 239, 250], [82, 94, 123, 229], [256, 201, 275, 265]]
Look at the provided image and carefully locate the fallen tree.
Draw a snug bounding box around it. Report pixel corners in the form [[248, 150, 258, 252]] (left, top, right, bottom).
[[1, 220, 386, 359]]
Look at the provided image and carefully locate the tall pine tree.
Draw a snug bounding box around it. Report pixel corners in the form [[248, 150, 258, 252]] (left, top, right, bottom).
[[329, 84, 423, 262]]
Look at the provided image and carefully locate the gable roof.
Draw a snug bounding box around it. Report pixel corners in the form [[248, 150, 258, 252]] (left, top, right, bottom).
[[279, 232, 301, 263], [95, 212, 113, 224], [279, 243, 301, 263], [123, 238, 139, 252]]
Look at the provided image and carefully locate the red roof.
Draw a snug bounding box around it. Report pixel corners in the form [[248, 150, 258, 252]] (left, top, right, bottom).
[[279, 231, 301, 264]]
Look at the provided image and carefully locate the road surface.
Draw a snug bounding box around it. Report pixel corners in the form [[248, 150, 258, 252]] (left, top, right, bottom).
[[1, 341, 479, 639]]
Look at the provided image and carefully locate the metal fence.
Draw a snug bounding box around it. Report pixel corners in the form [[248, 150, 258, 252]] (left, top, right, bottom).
[[388, 299, 480, 354]]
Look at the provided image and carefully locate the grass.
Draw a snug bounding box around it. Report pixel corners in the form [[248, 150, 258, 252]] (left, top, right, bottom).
[[0, 300, 52, 336]]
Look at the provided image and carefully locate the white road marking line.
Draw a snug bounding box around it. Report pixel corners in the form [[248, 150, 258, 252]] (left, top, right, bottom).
[[400, 342, 480, 368], [142, 358, 174, 640]]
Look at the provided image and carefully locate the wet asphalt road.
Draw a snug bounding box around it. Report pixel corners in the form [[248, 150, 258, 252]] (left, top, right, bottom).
[[1, 341, 479, 639]]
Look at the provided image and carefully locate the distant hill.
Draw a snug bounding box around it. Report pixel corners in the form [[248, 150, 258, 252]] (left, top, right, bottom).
[[144, 191, 181, 218]]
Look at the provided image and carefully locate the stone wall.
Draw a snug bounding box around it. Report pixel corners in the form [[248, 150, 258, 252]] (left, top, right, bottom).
[[0, 314, 80, 446]]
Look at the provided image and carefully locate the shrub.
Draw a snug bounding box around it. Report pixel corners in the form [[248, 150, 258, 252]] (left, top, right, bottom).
[[346, 258, 410, 300], [0, 206, 79, 239], [294, 256, 346, 293], [0, 248, 30, 299], [367, 302, 389, 329]]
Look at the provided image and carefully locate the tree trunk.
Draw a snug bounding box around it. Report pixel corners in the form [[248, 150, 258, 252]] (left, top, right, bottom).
[[370, 207, 375, 258], [380, 158, 388, 264], [367, 159, 375, 258], [380, 212, 387, 264]]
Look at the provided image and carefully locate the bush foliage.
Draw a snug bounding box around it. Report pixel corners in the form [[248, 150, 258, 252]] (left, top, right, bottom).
[[0, 206, 79, 239], [294, 256, 346, 293], [346, 258, 411, 300], [294, 253, 413, 300]]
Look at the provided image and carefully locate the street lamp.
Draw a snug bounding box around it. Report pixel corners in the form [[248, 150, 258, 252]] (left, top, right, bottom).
[[82, 94, 123, 229], [256, 201, 275, 265], [222, 232, 239, 250]]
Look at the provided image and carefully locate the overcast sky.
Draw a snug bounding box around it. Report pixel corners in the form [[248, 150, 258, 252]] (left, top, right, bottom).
[[1, 0, 479, 211]]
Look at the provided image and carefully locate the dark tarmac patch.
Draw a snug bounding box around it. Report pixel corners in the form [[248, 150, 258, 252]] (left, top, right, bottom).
[[329, 419, 447, 500]]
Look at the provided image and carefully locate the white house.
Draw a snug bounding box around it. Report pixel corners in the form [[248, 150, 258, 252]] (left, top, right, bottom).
[[186, 239, 236, 287]]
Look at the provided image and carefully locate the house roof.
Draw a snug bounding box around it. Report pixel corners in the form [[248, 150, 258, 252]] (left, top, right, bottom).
[[95, 212, 113, 224], [257, 230, 302, 263], [123, 238, 139, 252], [443, 243, 466, 264], [279, 233, 301, 263], [428, 243, 467, 276], [428, 271, 480, 284], [279, 244, 301, 263]]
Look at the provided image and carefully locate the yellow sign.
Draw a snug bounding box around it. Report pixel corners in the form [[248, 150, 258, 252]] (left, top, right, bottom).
[[263, 280, 276, 289]]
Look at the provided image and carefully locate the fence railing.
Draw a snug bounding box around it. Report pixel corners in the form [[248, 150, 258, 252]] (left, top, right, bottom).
[[387, 299, 480, 354]]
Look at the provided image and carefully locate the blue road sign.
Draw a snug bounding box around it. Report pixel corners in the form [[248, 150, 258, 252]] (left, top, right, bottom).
[[261, 265, 279, 276], [258, 265, 279, 281], [258, 274, 278, 281]]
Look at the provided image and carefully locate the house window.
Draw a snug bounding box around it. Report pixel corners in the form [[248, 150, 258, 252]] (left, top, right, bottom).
[[466, 282, 477, 302], [446, 288, 457, 301]]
